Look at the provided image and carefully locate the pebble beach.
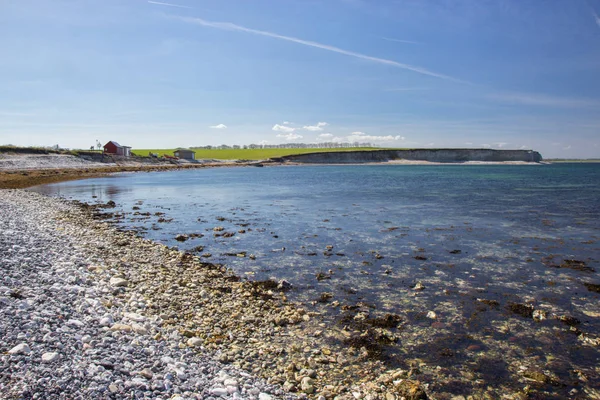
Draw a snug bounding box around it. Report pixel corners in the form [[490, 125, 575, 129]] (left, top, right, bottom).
[[2, 156, 599, 400], [0, 189, 301, 399], [1, 188, 424, 400]]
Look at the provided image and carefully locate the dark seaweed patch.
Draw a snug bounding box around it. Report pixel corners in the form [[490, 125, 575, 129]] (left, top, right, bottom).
[[583, 282, 600, 293], [507, 302, 534, 318]]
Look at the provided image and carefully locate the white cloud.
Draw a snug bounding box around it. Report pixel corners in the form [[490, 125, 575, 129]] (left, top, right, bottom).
[[283, 121, 292, 125], [303, 122, 329, 131], [258, 140, 269, 145], [351, 131, 365, 136], [276, 132, 303, 141], [493, 142, 508, 148], [272, 124, 295, 133], [318, 133, 333, 138], [210, 123, 227, 129], [177, 16, 466, 83], [563, 145, 572, 150], [481, 143, 492, 148]]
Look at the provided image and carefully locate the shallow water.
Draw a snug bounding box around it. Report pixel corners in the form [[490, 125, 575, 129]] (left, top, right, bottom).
[[32, 164, 600, 396]]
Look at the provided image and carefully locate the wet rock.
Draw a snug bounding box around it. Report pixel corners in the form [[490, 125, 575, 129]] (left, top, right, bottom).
[[174, 234, 188, 242], [277, 279, 292, 291], [532, 309, 547, 321], [392, 379, 428, 400], [559, 315, 581, 326], [413, 282, 425, 291], [300, 376, 315, 394]]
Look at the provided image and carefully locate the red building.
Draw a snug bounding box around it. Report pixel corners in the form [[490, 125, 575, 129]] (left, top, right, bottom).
[[103, 141, 132, 157]]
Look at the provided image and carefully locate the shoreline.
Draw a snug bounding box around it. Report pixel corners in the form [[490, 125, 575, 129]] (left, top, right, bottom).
[[1, 153, 548, 190], [0, 189, 407, 399], [2, 163, 599, 398]]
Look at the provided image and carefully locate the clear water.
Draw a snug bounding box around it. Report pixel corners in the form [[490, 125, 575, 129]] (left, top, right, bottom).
[[32, 164, 600, 394]]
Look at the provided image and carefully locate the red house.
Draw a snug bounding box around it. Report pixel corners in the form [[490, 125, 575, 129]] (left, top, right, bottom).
[[103, 141, 132, 157]]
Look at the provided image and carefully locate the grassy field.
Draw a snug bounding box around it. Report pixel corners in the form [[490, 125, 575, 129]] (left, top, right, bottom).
[[132, 147, 387, 160]]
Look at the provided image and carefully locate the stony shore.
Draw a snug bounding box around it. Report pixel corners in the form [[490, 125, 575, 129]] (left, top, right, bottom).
[[0, 189, 427, 399]]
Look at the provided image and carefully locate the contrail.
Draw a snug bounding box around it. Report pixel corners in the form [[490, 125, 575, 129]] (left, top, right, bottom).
[[380, 36, 420, 45], [148, 1, 192, 9], [177, 16, 467, 83]]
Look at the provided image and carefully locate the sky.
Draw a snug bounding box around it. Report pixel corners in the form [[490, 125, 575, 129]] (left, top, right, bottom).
[[1, 0, 599, 158]]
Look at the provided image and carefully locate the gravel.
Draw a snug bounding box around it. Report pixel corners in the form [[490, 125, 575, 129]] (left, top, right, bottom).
[[0, 189, 297, 399]]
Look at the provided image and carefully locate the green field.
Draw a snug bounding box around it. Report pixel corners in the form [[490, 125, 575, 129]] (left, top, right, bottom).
[[132, 147, 387, 160]]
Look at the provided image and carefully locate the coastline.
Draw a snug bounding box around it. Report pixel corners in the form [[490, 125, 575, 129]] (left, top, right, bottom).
[[0, 153, 548, 190], [0, 189, 410, 399], [2, 160, 599, 399]]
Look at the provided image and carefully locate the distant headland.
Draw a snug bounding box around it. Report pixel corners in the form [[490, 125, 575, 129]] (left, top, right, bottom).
[[276, 148, 543, 164]]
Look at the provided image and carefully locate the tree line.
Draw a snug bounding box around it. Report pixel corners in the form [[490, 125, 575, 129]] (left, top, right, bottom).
[[191, 142, 376, 150]]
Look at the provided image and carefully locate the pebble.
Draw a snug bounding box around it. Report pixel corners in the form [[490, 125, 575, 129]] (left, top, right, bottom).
[[8, 343, 31, 355], [41, 352, 60, 362], [109, 277, 129, 287]]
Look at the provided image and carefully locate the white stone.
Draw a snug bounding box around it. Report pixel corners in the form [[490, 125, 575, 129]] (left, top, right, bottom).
[[210, 387, 228, 396], [99, 315, 114, 326], [124, 312, 145, 322], [223, 378, 238, 387], [259, 394, 273, 400], [66, 319, 84, 327], [109, 277, 129, 287], [8, 343, 31, 355], [187, 337, 203, 347], [426, 311, 437, 319], [41, 352, 59, 362], [131, 323, 147, 334]]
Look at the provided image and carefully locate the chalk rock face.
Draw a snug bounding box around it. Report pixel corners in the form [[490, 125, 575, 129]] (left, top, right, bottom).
[[281, 149, 543, 164]]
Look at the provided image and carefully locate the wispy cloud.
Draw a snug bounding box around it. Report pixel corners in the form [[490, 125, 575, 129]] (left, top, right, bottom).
[[384, 87, 429, 92], [303, 122, 329, 131], [380, 36, 420, 45], [210, 123, 227, 129], [488, 92, 600, 108], [585, 0, 600, 28], [148, 1, 192, 9], [318, 133, 333, 138], [176, 16, 466, 83]]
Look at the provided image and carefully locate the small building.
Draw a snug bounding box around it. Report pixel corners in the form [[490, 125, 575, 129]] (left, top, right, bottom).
[[173, 149, 196, 160], [103, 141, 132, 157]]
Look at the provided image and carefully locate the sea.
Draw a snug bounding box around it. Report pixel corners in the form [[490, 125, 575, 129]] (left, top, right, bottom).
[[31, 163, 600, 394]]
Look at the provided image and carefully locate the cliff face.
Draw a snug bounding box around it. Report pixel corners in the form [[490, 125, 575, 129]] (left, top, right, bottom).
[[279, 149, 543, 164]]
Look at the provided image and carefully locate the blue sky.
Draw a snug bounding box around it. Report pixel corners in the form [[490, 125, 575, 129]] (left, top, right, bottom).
[[1, 0, 599, 158]]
